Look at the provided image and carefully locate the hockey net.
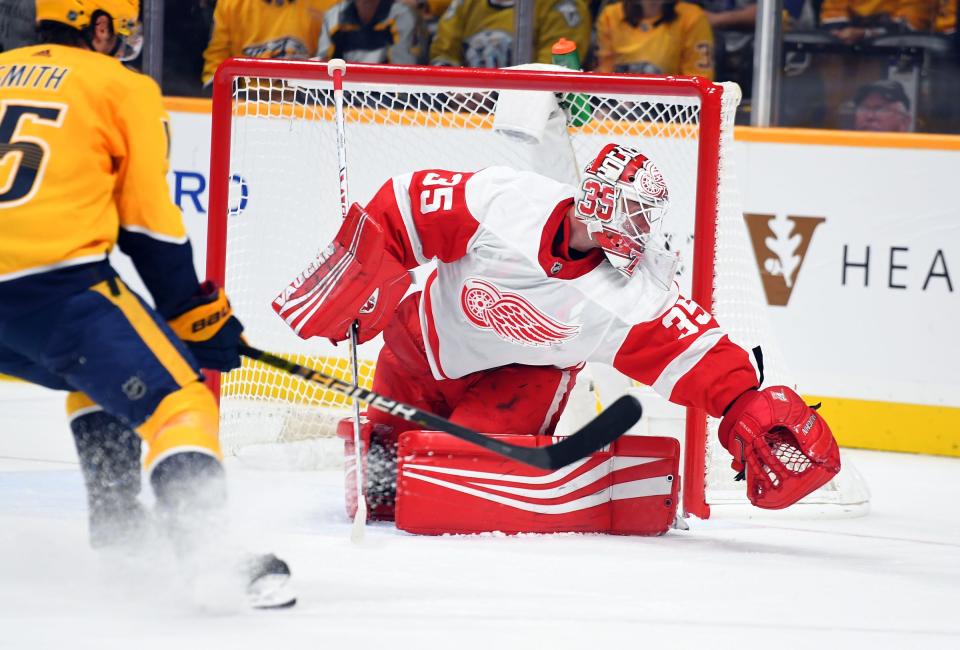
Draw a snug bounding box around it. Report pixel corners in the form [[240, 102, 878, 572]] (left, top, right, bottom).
[[207, 60, 869, 519]]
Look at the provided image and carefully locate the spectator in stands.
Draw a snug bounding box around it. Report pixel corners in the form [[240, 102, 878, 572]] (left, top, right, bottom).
[[430, 0, 590, 68], [164, 0, 214, 97], [696, 0, 815, 30], [694, 0, 755, 93], [934, 0, 956, 34], [851, 79, 912, 131], [202, 0, 332, 89], [699, 0, 756, 30], [821, 0, 930, 43], [595, 0, 715, 78], [0, 0, 34, 52], [399, 0, 450, 21], [317, 0, 421, 63], [399, 0, 449, 54]]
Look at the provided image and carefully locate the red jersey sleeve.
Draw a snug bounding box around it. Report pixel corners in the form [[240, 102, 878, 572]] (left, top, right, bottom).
[[363, 169, 480, 269], [611, 296, 760, 418]]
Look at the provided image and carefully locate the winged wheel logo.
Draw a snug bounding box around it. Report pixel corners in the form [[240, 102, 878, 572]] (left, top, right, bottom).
[[459, 278, 580, 347]]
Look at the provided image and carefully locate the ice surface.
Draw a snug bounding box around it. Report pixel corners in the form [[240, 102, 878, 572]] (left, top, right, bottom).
[[1, 382, 958, 650]]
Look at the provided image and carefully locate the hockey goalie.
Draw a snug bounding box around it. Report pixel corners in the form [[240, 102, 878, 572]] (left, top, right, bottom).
[[272, 143, 842, 535]]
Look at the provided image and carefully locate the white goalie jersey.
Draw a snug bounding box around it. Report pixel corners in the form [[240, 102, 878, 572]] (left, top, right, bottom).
[[363, 166, 761, 418]]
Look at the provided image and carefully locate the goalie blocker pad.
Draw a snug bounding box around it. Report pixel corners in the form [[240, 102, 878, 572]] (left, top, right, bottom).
[[396, 431, 679, 536], [272, 203, 412, 343]]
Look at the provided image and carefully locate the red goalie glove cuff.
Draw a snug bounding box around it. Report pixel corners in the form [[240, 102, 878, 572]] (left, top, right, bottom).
[[718, 386, 842, 510], [272, 203, 412, 344]]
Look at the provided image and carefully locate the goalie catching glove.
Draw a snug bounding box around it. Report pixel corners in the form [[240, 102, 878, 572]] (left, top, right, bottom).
[[718, 386, 841, 510], [271, 203, 412, 344], [167, 281, 245, 371]]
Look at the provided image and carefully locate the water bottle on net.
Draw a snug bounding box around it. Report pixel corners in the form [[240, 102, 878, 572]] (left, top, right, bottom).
[[550, 38, 594, 128]]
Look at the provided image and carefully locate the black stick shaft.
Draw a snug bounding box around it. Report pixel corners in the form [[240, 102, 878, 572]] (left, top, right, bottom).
[[237, 343, 641, 469]]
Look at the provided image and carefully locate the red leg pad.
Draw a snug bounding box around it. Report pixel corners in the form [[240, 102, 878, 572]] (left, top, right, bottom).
[[395, 432, 680, 536]]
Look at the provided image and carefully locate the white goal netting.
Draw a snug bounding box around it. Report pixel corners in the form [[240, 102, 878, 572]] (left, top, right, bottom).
[[210, 63, 868, 517]]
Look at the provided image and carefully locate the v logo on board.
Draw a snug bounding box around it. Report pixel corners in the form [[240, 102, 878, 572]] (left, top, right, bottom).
[[744, 214, 825, 306]]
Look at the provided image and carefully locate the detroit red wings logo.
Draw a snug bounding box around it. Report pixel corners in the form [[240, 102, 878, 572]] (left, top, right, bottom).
[[460, 278, 580, 347], [638, 159, 667, 202]]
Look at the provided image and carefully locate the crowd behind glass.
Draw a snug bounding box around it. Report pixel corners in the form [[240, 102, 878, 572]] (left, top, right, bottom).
[[0, 0, 956, 133]]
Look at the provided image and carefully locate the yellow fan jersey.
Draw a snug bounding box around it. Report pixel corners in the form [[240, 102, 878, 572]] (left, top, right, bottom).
[[0, 44, 183, 285], [202, 0, 332, 85], [430, 0, 591, 67], [934, 0, 956, 32], [820, 0, 931, 31], [595, 2, 714, 79]]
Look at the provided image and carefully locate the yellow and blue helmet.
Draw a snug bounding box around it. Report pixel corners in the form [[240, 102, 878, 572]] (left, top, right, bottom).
[[36, 0, 141, 59]]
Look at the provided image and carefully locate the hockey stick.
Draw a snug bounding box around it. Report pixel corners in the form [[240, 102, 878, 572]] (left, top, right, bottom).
[[328, 59, 367, 540], [239, 344, 643, 470]]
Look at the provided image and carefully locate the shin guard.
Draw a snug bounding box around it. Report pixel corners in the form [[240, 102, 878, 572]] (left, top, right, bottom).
[[67, 393, 146, 548], [137, 382, 222, 471]]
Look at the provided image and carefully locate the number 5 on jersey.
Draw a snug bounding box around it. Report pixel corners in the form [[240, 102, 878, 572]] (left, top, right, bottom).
[[419, 172, 463, 214], [0, 101, 66, 208]]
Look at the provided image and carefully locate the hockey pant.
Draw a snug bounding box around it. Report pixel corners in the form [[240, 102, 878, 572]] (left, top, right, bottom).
[[366, 293, 581, 442], [0, 275, 225, 543]]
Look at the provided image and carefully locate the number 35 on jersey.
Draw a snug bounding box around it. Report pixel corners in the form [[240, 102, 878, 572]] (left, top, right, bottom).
[[419, 171, 464, 214]]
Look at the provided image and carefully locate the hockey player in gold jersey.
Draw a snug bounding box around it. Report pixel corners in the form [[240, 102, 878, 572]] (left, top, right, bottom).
[[430, 0, 590, 67], [595, 0, 714, 79], [0, 0, 294, 608]]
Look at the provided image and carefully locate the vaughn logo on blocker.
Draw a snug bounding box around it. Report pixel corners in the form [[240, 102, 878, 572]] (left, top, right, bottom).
[[744, 214, 826, 306]]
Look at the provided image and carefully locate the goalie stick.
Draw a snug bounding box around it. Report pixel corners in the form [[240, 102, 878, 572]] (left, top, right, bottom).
[[238, 344, 643, 470], [329, 58, 367, 539]]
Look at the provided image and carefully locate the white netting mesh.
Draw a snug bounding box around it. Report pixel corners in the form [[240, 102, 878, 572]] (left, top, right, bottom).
[[705, 84, 791, 501], [703, 85, 868, 513], [219, 74, 705, 454], [214, 66, 866, 515]]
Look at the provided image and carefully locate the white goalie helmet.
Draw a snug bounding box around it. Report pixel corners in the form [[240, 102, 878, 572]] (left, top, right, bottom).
[[574, 143, 671, 278]]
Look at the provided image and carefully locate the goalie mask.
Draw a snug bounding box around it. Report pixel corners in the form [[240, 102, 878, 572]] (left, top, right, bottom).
[[575, 144, 671, 278]]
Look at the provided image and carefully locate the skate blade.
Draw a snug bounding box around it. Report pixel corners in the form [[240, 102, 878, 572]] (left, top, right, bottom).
[[247, 573, 297, 609]]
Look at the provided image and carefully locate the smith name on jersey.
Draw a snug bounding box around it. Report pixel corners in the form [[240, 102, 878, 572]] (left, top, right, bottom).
[[0, 44, 196, 319]]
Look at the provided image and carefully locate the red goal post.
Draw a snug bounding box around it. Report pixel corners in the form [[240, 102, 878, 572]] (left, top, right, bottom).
[[205, 58, 770, 520]]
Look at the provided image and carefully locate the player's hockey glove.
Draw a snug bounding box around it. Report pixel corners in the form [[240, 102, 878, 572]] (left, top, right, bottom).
[[168, 281, 245, 371], [272, 203, 412, 344], [718, 386, 841, 510]]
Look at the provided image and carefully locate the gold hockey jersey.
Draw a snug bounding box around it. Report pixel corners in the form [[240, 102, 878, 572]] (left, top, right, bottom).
[[0, 45, 184, 284], [430, 0, 590, 67], [595, 2, 714, 79], [202, 0, 332, 85], [317, 0, 420, 63]]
